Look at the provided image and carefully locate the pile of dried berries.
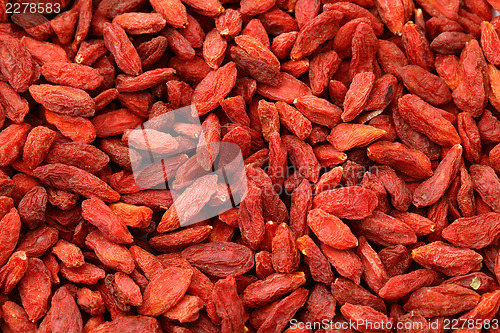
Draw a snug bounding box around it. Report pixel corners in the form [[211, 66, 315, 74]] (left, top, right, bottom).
[[1, 0, 500, 332]]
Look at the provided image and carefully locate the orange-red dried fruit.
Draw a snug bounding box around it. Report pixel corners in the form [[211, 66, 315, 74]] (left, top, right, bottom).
[[138, 266, 192, 316], [231, 35, 281, 86], [328, 123, 387, 152], [294, 95, 342, 129], [481, 21, 500, 65], [313, 186, 378, 220], [452, 39, 489, 117], [412, 241, 483, 276], [355, 211, 417, 246], [307, 208, 357, 249], [102, 23, 142, 76], [470, 164, 500, 213], [242, 272, 306, 308], [342, 72, 375, 122], [404, 284, 480, 317], [397, 65, 452, 105], [290, 11, 343, 60], [357, 236, 389, 293], [398, 94, 461, 147], [367, 141, 433, 179], [192, 62, 237, 116]]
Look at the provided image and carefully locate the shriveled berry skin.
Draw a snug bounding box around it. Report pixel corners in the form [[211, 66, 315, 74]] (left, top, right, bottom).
[[0, 0, 499, 330]]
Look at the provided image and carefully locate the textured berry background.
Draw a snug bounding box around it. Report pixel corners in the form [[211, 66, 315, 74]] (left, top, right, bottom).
[[0, 0, 499, 332]]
